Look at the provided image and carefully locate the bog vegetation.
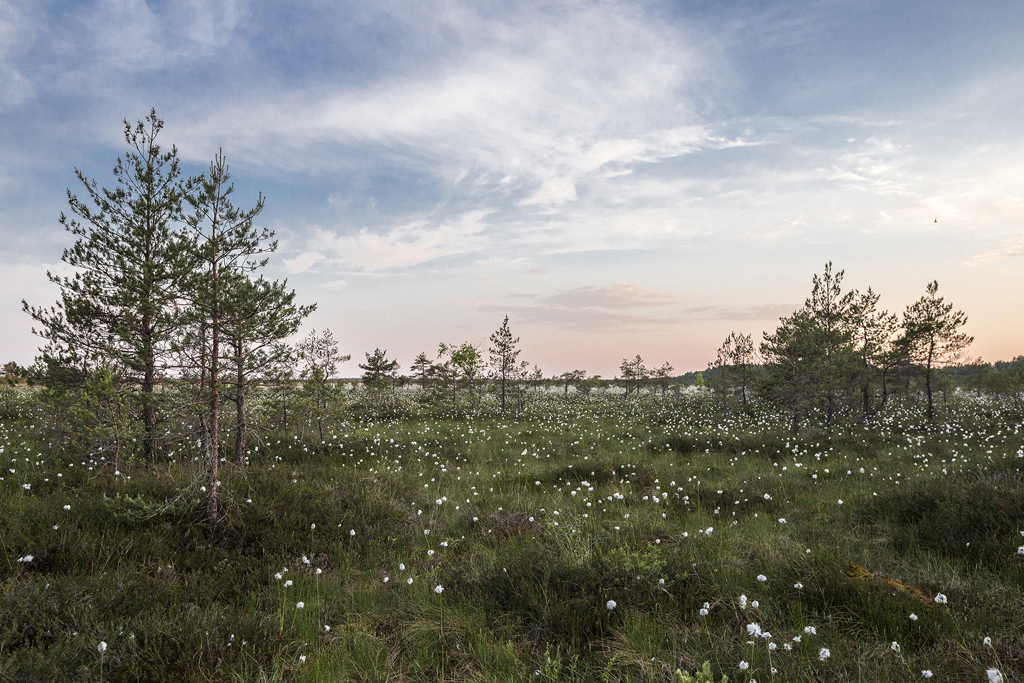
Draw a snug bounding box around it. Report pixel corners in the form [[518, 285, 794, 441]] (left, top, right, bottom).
[[2, 113, 1023, 682]]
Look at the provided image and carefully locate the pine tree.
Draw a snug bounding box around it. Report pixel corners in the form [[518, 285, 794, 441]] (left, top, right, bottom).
[[488, 316, 521, 414], [183, 150, 275, 522], [23, 110, 192, 466], [298, 329, 350, 442], [902, 281, 973, 424], [359, 348, 400, 389], [558, 370, 587, 395], [849, 288, 898, 418], [411, 352, 432, 389], [619, 355, 648, 398], [710, 332, 755, 407], [222, 274, 313, 465]]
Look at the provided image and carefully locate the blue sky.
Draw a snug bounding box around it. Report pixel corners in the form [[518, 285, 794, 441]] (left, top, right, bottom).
[[2, 0, 1023, 376]]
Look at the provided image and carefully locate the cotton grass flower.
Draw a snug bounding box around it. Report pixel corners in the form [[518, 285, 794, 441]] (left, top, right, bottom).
[[407, 577, 413, 584], [934, 593, 947, 604], [922, 671, 933, 679], [757, 574, 767, 582], [819, 648, 830, 661], [16, 555, 33, 563], [909, 613, 918, 621], [97, 641, 107, 653], [296, 602, 304, 609], [987, 669, 1004, 683], [891, 641, 900, 652], [434, 585, 444, 594], [606, 600, 616, 610], [738, 661, 749, 671]]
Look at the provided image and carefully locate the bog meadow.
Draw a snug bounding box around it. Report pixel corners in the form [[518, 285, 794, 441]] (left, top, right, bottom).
[[2, 114, 1023, 682]]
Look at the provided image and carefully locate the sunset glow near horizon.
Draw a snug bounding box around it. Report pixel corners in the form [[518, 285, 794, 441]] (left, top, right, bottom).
[[1, 1, 1022, 378]]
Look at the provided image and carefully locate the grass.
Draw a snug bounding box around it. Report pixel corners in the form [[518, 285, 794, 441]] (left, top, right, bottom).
[[1, 389, 1023, 681]]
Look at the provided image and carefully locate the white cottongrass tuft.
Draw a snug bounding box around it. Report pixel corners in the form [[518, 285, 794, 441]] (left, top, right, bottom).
[[757, 574, 767, 582], [922, 671, 933, 679], [16, 555, 33, 563], [984, 636, 993, 646], [296, 602, 304, 609], [738, 661, 749, 671], [987, 669, 1004, 683], [819, 648, 830, 661], [97, 641, 107, 653], [909, 613, 918, 621], [434, 585, 444, 594], [606, 600, 617, 610], [934, 593, 947, 604], [804, 626, 817, 635], [891, 641, 900, 652], [407, 577, 413, 584]]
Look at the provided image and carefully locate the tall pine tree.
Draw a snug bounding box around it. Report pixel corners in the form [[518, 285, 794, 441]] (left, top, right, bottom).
[[23, 110, 191, 466]]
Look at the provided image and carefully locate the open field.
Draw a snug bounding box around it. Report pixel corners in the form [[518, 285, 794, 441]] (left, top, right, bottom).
[[2, 390, 1023, 682]]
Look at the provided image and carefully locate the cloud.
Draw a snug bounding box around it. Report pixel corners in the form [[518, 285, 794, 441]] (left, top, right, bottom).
[[173, 2, 719, 195], [282, 251, 327, 274], [478, 303, 681, 334], [301, 209, 492, 271], [683, 304, 797, 321], [541, 283, 675, 309], [966, 236, 1024, 264]]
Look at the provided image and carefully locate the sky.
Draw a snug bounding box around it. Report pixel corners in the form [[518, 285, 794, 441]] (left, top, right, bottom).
[[1, 0, 1023, 377]]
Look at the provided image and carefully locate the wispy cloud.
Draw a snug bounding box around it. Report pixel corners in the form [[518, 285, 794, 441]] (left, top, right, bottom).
[[966, 236, 1024, 265], [298, 209, 492, 271], [683, 304, 797, 321], [478, 303, 681, 334], [541, 283, 675, 309]]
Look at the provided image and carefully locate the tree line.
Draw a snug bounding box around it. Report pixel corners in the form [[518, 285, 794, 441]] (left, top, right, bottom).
[[709, 263, 979, 432], [9, 113, 1019, 522]]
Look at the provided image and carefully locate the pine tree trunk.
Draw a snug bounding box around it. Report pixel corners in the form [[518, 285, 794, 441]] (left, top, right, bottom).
[[234, 345, 246, 465], [206, 237, 220, 524]]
